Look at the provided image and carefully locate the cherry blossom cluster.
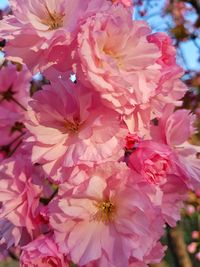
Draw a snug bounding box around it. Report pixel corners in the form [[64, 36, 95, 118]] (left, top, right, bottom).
[[0, 0, 199, 266]]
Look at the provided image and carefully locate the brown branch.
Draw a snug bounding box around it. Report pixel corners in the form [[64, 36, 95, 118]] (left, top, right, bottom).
[[167, 226, 193, 267]]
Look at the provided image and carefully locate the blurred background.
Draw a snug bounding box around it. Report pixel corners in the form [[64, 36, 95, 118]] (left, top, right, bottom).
[[0, 0, 200, 266]]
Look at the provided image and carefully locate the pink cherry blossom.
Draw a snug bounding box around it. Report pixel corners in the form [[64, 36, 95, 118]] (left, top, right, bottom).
[[124, 134, 189, 226], [1, 0, 111, 74], [192, 231, 199, 239], [76, 4, 161, 116], [26, 80, 126, 180], [20, 234, 68, 267], [185, 204, 196, 216], [187, 242, 197, 254], [126, 136, 189, 226], [50, 162, 164, 266]]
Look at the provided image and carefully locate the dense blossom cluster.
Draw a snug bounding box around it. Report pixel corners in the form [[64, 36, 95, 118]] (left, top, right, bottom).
[[0, 0, 199, 266]]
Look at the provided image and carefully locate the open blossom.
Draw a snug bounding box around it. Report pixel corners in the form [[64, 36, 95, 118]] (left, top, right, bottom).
[[20, 234, 68, 267], [26, 80, 126, 180], [125, 135, 189, 226], [76, 4, 188, 133], [50, 162, 164, 267], [0, 156, 43, 248], [1, 0, 111, 73], [76, 4, 161, 116]]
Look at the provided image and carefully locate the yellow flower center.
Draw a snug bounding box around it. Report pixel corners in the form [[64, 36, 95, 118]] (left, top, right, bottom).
[[93, 200, 116, 223], [64, 119, 80, 133], [103, 47, 124, 68], [42, 5, 65, 30]]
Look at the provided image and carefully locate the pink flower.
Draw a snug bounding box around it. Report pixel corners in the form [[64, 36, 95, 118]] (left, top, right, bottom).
[[185, 204, 196, 216], [126, 137, 188, 226], [76, 4, 161, 116], [20, 235, 68, 267], [26, 80, 126, 180], [187, 242, 197, 254], [192, 231, 199, 239], [1, 0, 111, 73], [0, 155, 43, 248], [49, 162, 164, 266]]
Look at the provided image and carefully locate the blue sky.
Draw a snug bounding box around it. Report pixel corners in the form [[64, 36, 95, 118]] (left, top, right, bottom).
[[0, 0, 8, 9]]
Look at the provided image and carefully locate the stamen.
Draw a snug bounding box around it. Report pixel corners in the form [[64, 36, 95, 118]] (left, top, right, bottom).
[[64, 119, 80, 133], [92, 200, 116, 223], [103, 47, 123, 68], [42, 5, 65, 30]]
